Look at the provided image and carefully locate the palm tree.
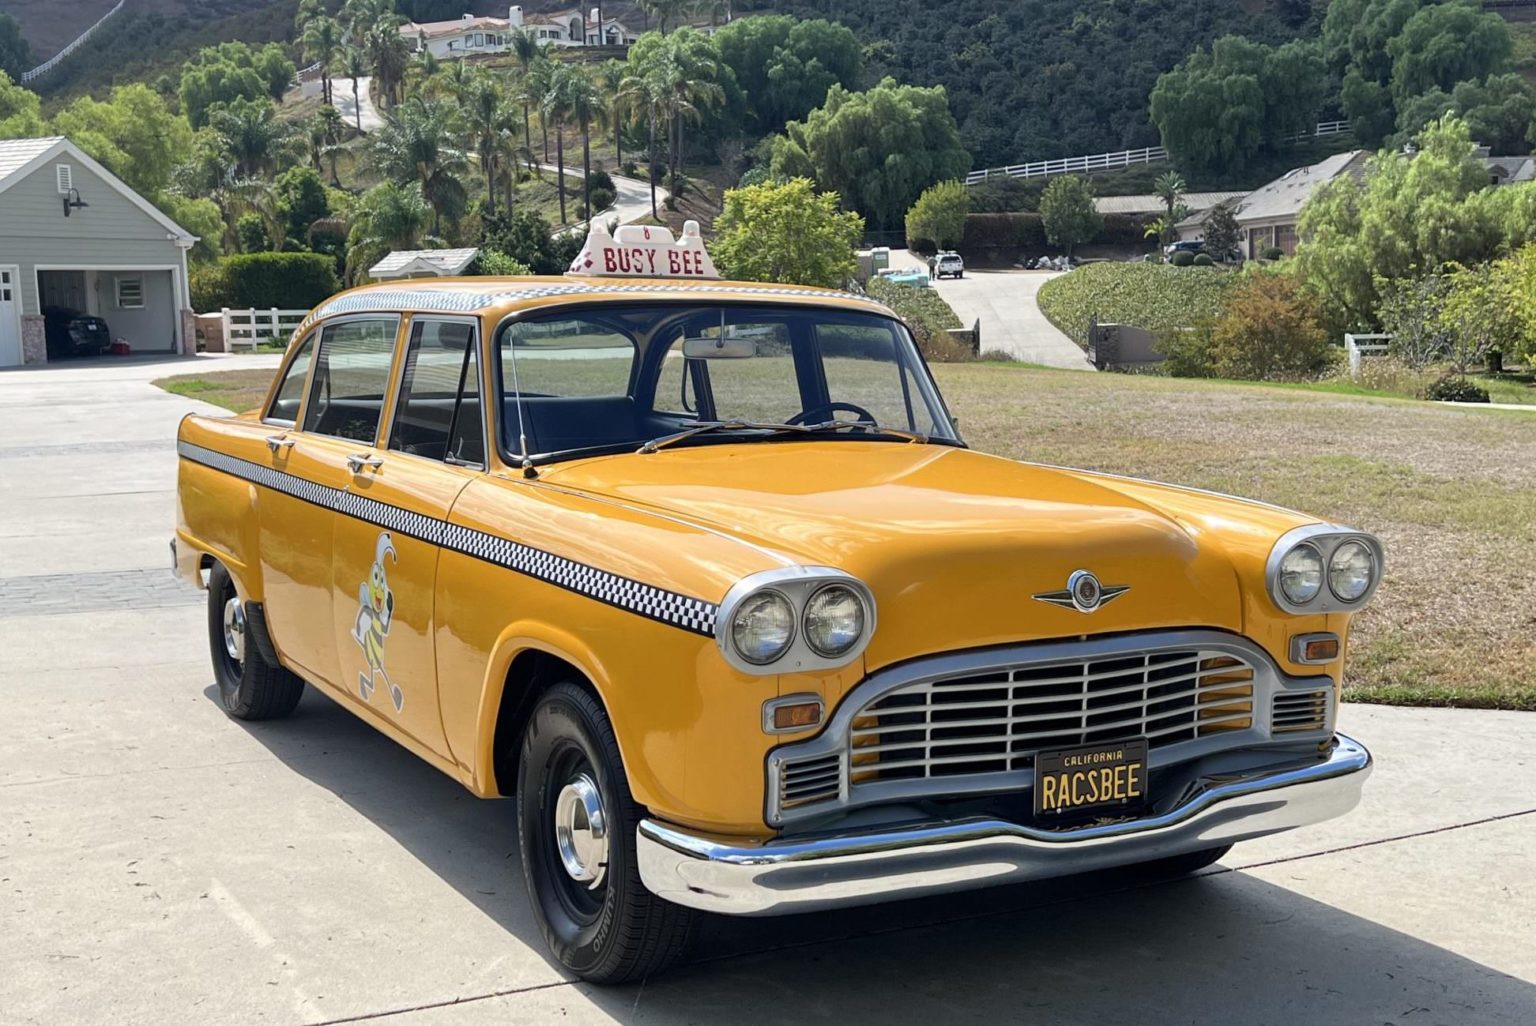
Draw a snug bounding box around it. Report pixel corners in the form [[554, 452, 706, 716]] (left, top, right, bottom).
[[342, 0, 395, 38], [541, 65, 577, 224], [371, 96, 471, 234], [639, 0, 691, 34], [597, 59, 626, 168], [341, 47, 369, 133], [301, 15, 343, 106], [645, 30, 724, 183], [528, 56, 558, 166], [508, 28, 544, 158], [208, 99, 297, 179], [464, 71, 516, 216], [308, 106, 348, 185], [364, 18, 412, 107], [619, 64, 667, 218], [346, 182, 431, 283], [562, 68, 606, 222], [1153, 171, 1186, 221]]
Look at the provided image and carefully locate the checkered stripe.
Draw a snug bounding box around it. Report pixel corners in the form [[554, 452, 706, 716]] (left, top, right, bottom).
[[295, 282, 889, 335], [177, 441, 719, 636]]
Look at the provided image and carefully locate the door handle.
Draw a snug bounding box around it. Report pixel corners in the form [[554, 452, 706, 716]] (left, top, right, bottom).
[[265, 434, 295, 454], [346, 454, 384, 473]]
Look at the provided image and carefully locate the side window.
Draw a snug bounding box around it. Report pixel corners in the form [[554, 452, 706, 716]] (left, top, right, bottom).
[[501, 316, 635, 398], [389, 320, 485, 466], [265, 332, 316, 425], [302, 317, 399, 443]]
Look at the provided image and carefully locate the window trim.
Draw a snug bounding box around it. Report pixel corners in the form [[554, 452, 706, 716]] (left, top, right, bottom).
[[385, 314, 489, 470], [298, 313, 405, 444], [262, 327, 321, 427]]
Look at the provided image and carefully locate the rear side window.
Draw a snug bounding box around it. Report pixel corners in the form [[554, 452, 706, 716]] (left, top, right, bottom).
[[265, 332, 316, 425], [303, 317, 400, 443], [389, 320, 485, 466]]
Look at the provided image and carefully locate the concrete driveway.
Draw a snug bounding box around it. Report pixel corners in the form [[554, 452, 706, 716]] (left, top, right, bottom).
[[1, 356, 1533, 1025], [889, 251, 1093, 370]]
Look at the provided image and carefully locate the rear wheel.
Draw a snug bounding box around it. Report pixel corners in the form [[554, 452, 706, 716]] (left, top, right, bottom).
[[207, 563, 304, 720], [517, 682, 695, 983]]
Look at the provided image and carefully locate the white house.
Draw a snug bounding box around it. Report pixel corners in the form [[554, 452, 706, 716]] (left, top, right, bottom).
[[401, 6, 645, 56], [368, 248, 480, 280], [0, 137, 198, 368]]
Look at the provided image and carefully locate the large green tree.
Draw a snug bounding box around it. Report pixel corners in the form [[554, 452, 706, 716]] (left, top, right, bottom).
[[180, 43, 294, 129], [371, 95, 469, 233], [53, 84, 193, 198], [1391, 73, 1536, 156], [770, 78, 969, 230], [346, 182, 430, 283], [905, 180, 968, 251], [1038, 176, 1102, 259], [1387, 2, 1512, 105], [713, 15, 861, 133], [0, 14, 31, 82], [1149, 35, 1326, 174], [0, 71, 47, 138], [713, 177, 865, 288]]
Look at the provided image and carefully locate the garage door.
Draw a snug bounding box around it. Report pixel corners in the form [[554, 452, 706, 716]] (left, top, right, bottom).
[[0, 266, 20, 367]]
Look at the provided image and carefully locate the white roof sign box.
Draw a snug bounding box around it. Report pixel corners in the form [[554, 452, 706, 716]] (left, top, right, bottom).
[[567, 220, 720, 280]]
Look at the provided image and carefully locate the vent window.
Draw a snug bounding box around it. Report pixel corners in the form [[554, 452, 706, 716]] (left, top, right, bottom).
[[115, 277, 144, 309], [56, 164, 73, 194]]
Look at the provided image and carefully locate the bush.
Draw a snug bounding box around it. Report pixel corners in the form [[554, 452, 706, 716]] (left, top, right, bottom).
[[470, 249, 533, 276], [1169, 250, 1196, 267], [587, 168, 616, 193], [236, 213, 270, 254], [866, 276, 971, 361], [587, 186, 617, 215], [905, 180, 969, 252], [1207, 271, 1334, 381], [959, 213, 1046, 258], [190, 252, 341, 313], [1098, 213, 1157, 247], [1155, 326, 1217, 378], [1192, 253, 1216, 267], [1036, 261, 1237, 347], [621, 161, 638, 178], [1262, 246, 1285, 261], [1425, 374, 1491, 403]]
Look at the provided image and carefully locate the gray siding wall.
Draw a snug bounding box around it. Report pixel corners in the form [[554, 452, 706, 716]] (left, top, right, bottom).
[[0, 155, 188, 317]]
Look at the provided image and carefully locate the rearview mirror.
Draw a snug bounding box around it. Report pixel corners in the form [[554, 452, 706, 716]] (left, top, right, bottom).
[[682, 337, 755, 360]]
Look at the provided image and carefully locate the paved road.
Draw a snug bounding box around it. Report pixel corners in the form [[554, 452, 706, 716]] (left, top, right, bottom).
[[539, 164, 670, 238], [334, 75, 381, 133], [2, 356, 1534, 1024], [890, 250, 1094, 370]]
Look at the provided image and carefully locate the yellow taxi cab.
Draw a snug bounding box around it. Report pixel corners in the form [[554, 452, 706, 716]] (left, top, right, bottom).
[[173, 221, 1378, 982]]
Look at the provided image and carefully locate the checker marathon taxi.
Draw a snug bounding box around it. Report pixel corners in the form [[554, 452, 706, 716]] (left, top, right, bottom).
[[173, 222, 1378, 982]]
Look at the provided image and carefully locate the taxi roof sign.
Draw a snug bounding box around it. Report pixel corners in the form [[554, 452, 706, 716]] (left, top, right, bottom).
[[567, 220, 720, 281]]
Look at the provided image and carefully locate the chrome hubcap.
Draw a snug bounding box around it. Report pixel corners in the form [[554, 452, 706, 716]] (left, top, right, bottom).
[[222, 596, 245, 665], [554, 774, 608, 889]]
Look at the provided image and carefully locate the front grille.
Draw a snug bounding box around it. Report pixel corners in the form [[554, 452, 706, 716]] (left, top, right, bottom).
[[848, 650, 1255, 784], [1272, 689, 1330, 733], [778, 752, 841, 810]]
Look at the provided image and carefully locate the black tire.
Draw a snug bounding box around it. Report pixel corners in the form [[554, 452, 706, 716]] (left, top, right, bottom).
[[1132, 844, 1232, 880], [517, 682, 695, 984], [207, 562, 304, 721]]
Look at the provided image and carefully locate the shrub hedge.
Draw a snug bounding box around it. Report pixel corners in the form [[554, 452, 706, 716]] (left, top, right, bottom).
[[191, 253, 341, 313], [866, 276, 972, 361], [950, 211, 1153, 259], [1036, 262, 1236, 347], [1169, 250, 1196, 267]]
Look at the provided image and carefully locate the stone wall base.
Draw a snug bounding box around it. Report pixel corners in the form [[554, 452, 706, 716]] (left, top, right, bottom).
[[180, 308, 198, 355], [20, 315, 46, 365]]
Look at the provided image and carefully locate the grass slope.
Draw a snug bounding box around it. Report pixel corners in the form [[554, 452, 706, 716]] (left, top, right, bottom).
[[1036, 263, 1236, 347], [157, 361, 1536, 710]]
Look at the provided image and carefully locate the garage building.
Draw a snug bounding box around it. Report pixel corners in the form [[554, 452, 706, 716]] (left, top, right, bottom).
[[0, 136, 198, 368]]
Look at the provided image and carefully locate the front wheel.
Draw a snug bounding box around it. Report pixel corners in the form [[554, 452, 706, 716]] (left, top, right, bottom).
[[207, 563, 304, 720], [517, 682, 695, 983]]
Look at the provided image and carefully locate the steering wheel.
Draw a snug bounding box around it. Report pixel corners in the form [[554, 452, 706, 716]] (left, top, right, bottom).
[[787, 401, 879, 427]]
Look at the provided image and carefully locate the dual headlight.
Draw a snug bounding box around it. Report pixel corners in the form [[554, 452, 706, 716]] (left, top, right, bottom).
[[719, 570, 875, 673], [1267, 526, 1384, 614]]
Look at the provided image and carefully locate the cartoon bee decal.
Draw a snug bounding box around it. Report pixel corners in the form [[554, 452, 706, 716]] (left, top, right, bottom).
[[353, 532, 404, 712]]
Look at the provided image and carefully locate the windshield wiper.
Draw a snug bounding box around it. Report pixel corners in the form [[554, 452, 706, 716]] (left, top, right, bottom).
[[638, 419, 927, 454]]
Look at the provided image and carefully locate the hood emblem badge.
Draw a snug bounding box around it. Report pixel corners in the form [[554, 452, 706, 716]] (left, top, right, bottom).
[[1034, 570, 1130, 614]]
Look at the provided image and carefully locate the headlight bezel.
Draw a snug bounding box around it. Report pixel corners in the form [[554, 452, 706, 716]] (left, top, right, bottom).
[[1265, 525, 1385, 615], [716, 567, 876, 675]]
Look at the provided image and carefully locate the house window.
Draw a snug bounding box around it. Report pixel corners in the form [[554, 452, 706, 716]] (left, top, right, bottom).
[[473, 32, 484, 46], [1275, 224, 1299, 256], [116, 277, 145, 309], [56, 164, 73, 194]]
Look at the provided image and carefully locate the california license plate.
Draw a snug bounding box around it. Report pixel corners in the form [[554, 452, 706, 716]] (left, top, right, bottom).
[[1034, 739, 1149, 817]]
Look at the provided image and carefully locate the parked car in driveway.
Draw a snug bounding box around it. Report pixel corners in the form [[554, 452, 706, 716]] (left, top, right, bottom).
[[172, 219, 1379, 984], [1164, 240, 1204, 258], [43, 307, 112, 359], [930, 251, 965, 278]]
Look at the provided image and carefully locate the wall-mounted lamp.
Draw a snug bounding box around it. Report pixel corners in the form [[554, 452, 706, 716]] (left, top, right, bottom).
[[62, 188, 89, 217]]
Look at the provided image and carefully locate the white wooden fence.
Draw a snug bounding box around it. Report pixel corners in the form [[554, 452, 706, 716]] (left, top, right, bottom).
[[222, 308, 309, 352], [1344, 333, 1393, 375], [20, 0, 127, 84], [966, 122, 1357, 185]]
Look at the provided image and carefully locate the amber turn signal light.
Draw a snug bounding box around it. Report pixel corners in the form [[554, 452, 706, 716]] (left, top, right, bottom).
[[763, 696, 824, 733], [1290, 632, 1340, 665]]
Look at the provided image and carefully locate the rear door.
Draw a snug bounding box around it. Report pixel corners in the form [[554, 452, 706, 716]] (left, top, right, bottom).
[[330, 316, 484, 757], [260, 315, 401, 688]]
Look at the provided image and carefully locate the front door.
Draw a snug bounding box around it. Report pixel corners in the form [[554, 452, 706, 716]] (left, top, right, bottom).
[[330, 317, 485, 757], [0, 267, 20, 366]]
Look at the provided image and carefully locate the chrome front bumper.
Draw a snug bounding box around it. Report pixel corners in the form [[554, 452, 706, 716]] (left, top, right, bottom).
[[637, 733, 1371, 916]]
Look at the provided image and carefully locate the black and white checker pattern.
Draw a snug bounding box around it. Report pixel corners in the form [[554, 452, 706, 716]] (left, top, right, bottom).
[[177, 441, 719, 636], [293, 281, 890, 338]]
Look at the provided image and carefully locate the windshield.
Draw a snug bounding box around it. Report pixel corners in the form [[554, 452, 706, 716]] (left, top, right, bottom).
[[494, 303, 960, 462]]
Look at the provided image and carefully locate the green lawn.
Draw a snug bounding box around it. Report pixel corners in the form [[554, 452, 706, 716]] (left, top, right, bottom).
[[156, 362, 1536, 711]]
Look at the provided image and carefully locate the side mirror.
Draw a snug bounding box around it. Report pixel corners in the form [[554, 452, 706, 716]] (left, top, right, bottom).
[[682, 336, 755, 360]]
